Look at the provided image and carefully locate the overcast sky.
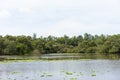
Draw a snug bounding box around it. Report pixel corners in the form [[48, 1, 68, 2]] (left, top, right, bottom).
[[0, 0, 120, 37]]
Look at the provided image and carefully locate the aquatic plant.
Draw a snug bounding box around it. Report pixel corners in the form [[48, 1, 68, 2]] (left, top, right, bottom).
[[40, 75, 45, 77], [70, 78, 77, 80], [25, 76, 29, 79], [66, 72, 73, 75], [80, 72, 83, 76], [46, 74, 53, 77], [91, 73, 96, 77], [11, 71, 20, 75], [40, 72, 53, 77]]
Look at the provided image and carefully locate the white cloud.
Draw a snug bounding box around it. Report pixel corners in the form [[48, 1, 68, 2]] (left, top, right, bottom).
[[0, 18, 120, 36], [18, 8, 31, 13], [0, 0, 120, 17], [43, 19, 120, 36], [0, 0, 119, 10], [0, 0, 120, 36], [0, 10, 10, 19], [0, 0, 119, 21]]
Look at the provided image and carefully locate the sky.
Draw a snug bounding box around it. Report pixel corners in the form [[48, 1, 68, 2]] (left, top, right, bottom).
[[0, 0, 120, 37]]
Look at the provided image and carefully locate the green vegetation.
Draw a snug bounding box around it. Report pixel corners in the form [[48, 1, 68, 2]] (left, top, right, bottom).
[[0, 33, 120, 56], [69, 78, 77, 80], [40, 72, 53, 77], [11, 71, 20, 75], [91, 73, 96, 77], [66, 71, 73, 75]]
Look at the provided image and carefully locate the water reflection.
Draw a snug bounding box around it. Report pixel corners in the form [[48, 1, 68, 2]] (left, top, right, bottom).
[[0, 54, 120, 80], [0, 60, 120, 80], [42, 53, 120, 60], [0, 53, 120, 60]]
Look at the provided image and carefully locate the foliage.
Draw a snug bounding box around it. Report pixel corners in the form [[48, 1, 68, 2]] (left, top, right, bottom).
[[0, 33, 120, 55]]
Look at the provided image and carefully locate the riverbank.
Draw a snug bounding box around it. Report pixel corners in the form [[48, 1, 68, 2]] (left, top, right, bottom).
[[0, 53, 120, 61]]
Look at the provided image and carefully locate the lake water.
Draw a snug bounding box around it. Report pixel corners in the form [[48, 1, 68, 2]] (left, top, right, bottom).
[[0, 54, 120, 80]]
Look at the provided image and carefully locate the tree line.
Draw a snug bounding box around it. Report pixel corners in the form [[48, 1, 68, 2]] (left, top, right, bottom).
[[0, 33, 120, 55]]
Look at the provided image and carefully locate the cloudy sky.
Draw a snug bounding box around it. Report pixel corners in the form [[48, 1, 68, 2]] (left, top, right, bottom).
[[0, 0, 120, 37]]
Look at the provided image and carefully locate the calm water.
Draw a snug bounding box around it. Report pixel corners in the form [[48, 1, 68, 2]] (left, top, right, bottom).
[[0, 54, 120, 80]]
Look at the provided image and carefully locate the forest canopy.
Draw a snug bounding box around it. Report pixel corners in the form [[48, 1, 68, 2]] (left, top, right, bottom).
[[0, 33, 120, 55]]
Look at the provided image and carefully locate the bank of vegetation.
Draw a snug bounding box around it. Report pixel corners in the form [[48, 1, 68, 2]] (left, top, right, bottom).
[[0, 33, 120, 55]]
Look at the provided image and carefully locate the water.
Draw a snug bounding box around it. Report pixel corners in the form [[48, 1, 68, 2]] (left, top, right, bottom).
[[0, 54, 120, 80]]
